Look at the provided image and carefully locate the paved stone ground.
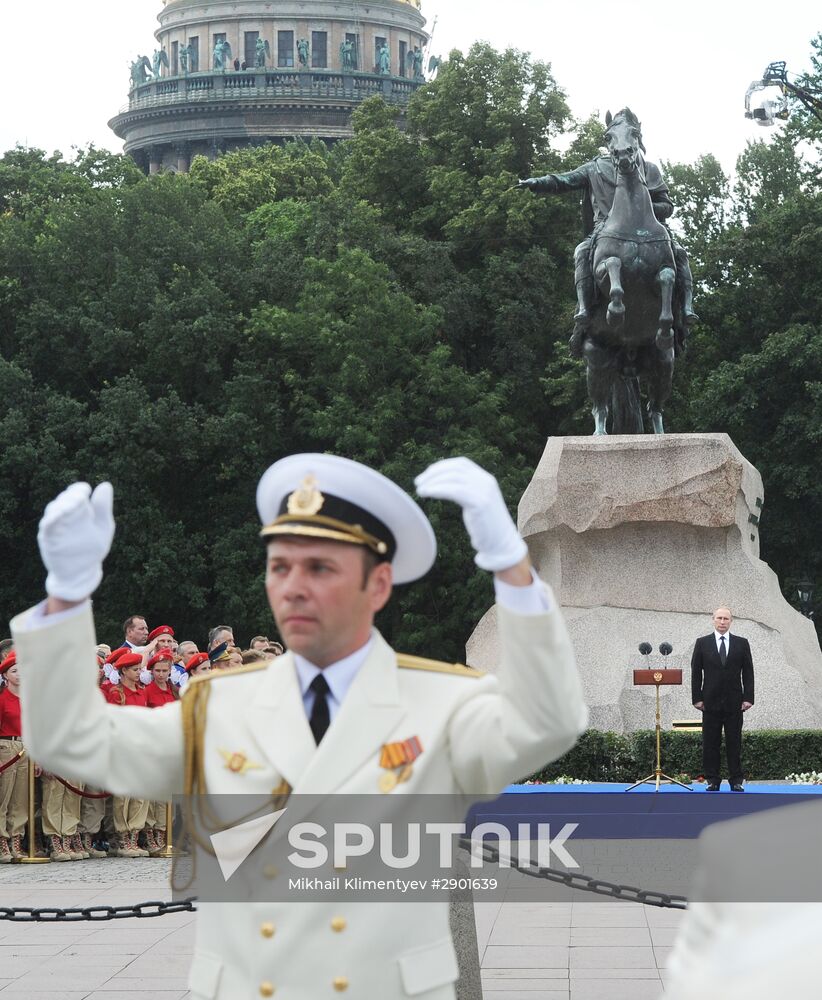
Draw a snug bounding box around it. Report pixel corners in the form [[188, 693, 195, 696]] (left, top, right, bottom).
[[0, 860, 677, 998], [476, 898, 678, 999]]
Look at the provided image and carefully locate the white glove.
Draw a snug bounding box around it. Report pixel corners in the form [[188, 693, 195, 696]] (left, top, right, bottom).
[[415, 457, 528, 572], [37, 482, 115, 601]]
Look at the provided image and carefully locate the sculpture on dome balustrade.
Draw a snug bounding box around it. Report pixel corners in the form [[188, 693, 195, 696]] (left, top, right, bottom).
[[297, 38, 310, 67], [340, 38, 356, 71], [213, 39, 232, 72], [408, 46, 424, 80], [255, 37, 271, 68], [377, 42, 391, 75], [152, 49, 169, 80], [130, 56, 151, 89]]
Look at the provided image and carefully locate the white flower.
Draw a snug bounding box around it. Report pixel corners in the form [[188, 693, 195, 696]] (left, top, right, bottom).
[[786, 771, 822, 785]]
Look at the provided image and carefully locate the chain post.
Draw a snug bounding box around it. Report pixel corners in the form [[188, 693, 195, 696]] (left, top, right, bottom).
[[17, 755, 49, 865]]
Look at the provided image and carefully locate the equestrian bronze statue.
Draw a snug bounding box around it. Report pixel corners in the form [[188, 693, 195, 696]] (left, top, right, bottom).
[[520, 109, 697, 435]]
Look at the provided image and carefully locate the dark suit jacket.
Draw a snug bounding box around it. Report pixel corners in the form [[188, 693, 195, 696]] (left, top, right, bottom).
[[691, 633, 754, 711]]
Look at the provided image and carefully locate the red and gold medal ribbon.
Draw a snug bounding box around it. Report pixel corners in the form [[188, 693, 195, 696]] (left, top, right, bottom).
[[380, 737, 423, 769]]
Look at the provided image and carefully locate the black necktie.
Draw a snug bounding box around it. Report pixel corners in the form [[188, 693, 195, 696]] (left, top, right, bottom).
[[309, 674, 331, 745], [719, 635, 727, 665]]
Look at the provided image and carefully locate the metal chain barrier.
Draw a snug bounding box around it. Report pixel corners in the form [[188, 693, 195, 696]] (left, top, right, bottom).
[[0, 841, 686, 919], [0, 898, 197, 922], [51, 775, 111, 799], [459, 837, 688, 909]]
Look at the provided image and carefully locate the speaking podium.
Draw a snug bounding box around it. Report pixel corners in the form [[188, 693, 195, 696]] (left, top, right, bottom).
[[626, 666, 693, 792]]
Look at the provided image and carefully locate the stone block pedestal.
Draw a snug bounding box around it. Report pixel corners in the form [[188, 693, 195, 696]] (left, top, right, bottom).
[[466, 434, 822, 732]]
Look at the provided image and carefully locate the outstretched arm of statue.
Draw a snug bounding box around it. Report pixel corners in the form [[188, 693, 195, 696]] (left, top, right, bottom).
[[519, 164, 592, 195], [518, 174, 559, 192]]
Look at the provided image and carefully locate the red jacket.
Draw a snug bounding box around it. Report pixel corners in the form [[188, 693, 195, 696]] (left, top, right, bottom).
[[144, 681, 176, 708], [0, 686, 21, 736], [105, 684, 148, 707]]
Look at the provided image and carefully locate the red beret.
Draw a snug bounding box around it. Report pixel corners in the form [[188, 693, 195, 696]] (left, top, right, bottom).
[[0, 652, 17, 675], [148, 625, 175, 642], [185, 652, 210, 673], [116, 652, 143, 669], [148, 650, 174, 669], [106, 646, 130, 665]]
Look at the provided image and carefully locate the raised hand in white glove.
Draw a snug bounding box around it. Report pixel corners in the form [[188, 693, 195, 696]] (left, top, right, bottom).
[[415, 457, 528, 572], [37, 482, 115, 601]]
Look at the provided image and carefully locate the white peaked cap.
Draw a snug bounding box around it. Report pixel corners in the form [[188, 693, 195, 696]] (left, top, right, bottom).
[[256, 453, 437, 585]]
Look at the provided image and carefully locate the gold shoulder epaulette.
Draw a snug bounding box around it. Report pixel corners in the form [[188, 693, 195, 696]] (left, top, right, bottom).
[[182, 661, 269, 693], [396, 653, 485, 678]]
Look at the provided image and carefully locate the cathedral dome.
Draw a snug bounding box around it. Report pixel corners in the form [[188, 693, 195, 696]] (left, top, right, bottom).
[[111, 0, 429, 172]]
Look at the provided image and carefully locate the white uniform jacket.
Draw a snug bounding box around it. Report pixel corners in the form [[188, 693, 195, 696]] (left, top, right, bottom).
[[665, 799, 822, 1000], [12, 592, 587, 1000]]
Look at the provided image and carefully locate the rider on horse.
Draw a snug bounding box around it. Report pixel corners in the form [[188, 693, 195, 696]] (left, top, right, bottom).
[[520, 109, 698, 356]]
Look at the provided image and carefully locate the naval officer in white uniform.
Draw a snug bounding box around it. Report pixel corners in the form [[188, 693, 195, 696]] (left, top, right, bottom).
[[12, 453, 588, 1000]]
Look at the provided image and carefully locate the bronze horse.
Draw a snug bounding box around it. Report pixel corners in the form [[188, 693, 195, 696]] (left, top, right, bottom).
[[585, 111, 677, 434]]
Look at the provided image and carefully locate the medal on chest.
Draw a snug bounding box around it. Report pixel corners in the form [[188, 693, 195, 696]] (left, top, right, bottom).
[[379, 736, 423, 792]]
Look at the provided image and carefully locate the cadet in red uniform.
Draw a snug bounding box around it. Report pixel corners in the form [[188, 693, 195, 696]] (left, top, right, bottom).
[[141, 626, 175, 685], [101, 645, 130, 692], [106, 653, 149, 856], [78, 651, 122, 857], [144, 650, 177, 708], [0, 653, 26, 862], [105, 653, 148, 707], [144, 650, 177, 854], [185, 651, 212, 677], [147, 625, 174, 650]]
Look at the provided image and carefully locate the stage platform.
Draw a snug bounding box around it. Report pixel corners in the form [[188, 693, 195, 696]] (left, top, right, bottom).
[[469, 782, 822, 839]]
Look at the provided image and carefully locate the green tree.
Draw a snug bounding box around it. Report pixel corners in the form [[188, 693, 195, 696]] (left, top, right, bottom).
[[407, 42, 572, 251], [189, 141, 334, 216], [685, 325, 822, 595], [664, 154, 731, 263]]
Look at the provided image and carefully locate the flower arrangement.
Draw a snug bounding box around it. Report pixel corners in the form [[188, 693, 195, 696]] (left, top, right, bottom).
[[522, 775, 591, 785], [786, 771, 822, 784]]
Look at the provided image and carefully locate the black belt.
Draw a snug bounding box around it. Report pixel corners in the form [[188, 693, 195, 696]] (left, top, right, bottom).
[[0, 735, 21, 740]]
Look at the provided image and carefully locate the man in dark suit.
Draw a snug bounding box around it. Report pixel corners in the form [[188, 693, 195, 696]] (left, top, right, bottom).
[[691, 607, 754, 791]]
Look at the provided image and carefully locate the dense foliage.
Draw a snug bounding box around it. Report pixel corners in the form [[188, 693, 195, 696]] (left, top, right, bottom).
[[0, 38, 820, 649], [528, 729, 822, 783]]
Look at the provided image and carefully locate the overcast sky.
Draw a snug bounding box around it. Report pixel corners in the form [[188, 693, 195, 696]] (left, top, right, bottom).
[[0, 1, 818, 173]]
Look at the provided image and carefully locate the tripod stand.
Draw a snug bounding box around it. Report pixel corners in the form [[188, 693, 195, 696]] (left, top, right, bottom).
[[626, 669, 693, 792]]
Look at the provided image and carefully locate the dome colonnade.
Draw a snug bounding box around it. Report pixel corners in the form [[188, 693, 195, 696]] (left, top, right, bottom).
[[109, 0, 429, 173]]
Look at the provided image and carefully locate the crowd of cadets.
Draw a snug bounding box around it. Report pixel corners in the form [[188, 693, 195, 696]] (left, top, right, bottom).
[[0, 617, 283, 863]]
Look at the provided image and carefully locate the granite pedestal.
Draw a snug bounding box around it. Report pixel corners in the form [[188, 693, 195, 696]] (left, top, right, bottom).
[[467, 434, 822, 733]]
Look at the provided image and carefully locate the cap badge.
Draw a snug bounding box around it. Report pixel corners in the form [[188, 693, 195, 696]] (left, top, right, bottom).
[[287, 475, 325, 517]]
